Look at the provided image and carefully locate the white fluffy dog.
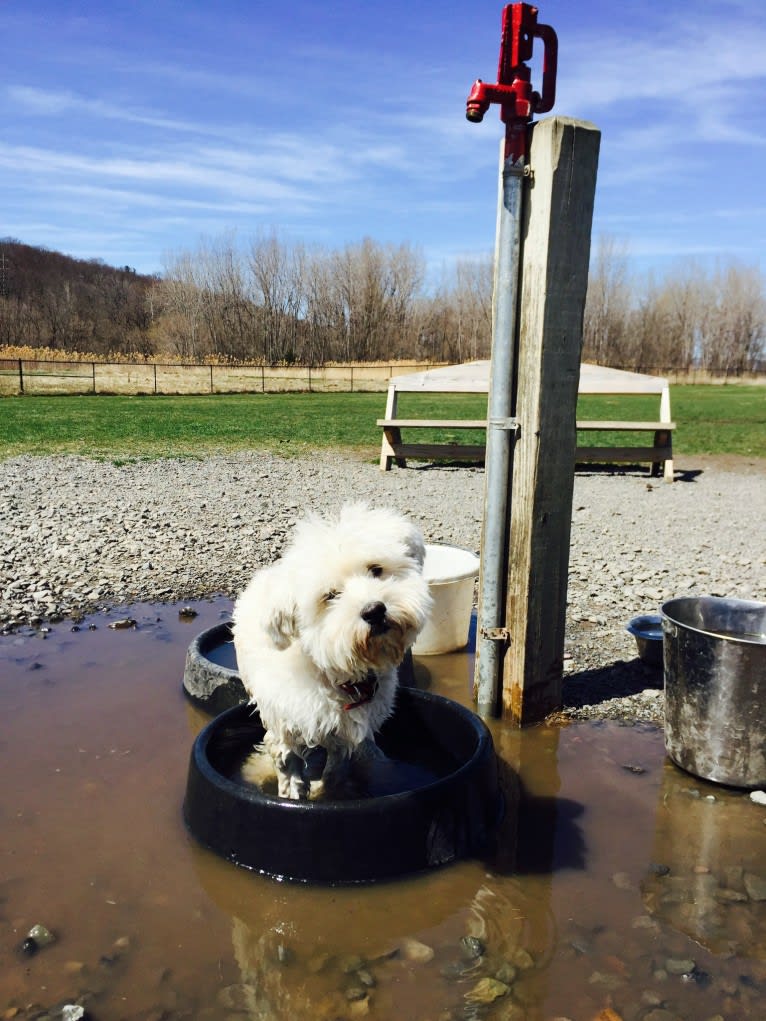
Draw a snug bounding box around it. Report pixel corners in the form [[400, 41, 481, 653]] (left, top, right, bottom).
[[232, 504, 432, 800]]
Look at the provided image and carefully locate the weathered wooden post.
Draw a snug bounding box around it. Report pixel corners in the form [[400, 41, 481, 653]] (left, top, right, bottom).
[[504, 115, 600, 724]]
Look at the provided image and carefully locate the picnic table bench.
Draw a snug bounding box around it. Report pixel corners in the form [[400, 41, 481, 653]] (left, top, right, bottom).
[[378, 361, 675, 481]]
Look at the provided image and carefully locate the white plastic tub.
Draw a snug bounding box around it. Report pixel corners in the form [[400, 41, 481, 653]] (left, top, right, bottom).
[[413, 544, 480, 655]]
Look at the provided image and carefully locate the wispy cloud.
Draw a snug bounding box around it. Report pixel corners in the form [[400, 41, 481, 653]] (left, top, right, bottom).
[[8, 85, 215, 135]]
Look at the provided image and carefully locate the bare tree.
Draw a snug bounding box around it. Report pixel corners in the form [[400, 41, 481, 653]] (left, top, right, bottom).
[[153, 251, 209, 360], [698, 262, 766, 375], [583, 235, 632, 365], [196, 236, 257, 360], [247, 233, 306, 363], [327, 239, 424, 362], [453, 256, 493, 362], [303, 247, 343, 364]]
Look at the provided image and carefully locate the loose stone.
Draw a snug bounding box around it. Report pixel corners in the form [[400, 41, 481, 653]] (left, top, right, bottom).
[[494, 961, 517, 985], [665, 957, 695, 975], [743, 872, 766, 901], [216, 984, 255, 1010], [463, 977, 510, 1005], [509, 947, 535, 970], [588, 971, 622, 990], [459, 936, 485, 960], [27, 923, 56, 947], [401, 938, 434, 963], [60, 1007, 88, 1021]]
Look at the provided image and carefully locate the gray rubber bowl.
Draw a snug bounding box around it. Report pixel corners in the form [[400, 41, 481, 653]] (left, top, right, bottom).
[[183, 622, 416, 714]]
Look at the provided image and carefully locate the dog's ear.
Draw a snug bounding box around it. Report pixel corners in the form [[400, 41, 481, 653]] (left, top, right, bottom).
[[402, 525, 426, 569], [266, 604, 299, 649], [234, 562, 299, 649], [263, 566, 300, 648]]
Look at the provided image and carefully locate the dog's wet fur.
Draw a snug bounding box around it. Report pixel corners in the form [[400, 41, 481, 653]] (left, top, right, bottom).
[[233, 504, 432, 800]]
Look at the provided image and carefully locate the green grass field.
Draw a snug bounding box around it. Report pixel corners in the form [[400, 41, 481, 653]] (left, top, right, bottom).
[[0, 386, 763, 461]]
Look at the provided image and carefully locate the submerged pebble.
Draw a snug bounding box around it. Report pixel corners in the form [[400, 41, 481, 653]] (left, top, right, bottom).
[[401, 938, 434, 963], [664, 957, 696, 975], [108, 617, 137, 630], [459, 936, 485, 960], [464, 977, 510, 1004], [28, 923, 56, 946], [60, 1007, 88, 1021], [19, 923, 56, 955]]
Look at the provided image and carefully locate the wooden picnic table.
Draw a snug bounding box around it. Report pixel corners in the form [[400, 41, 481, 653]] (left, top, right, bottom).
[[378, 360, 675, 481]]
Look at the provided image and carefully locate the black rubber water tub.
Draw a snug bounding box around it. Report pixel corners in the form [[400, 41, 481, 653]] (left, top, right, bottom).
[[183, 688, 501, 884]]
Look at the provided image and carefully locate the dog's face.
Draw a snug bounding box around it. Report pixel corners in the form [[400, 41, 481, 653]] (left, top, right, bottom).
[[271, 505, 432, 679]]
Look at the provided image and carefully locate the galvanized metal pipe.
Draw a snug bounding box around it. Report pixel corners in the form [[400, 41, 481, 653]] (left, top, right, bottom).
[[474, 144, 525, 717]]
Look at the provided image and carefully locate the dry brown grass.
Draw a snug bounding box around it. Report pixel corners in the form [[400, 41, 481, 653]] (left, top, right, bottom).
[[0, 345, 439, 369]]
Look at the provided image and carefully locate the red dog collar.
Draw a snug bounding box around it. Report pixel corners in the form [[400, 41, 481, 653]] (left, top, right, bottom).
[[339, 671, 379, 711]]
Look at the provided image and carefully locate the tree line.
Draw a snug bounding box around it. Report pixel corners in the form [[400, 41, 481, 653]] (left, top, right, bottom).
[[583, 237, 765, 375], [1, 235, 763, 373], [152, 234, 491, 365]]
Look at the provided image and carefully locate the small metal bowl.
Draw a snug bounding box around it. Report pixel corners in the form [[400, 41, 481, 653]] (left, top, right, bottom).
[[626, 613, 664, 666]]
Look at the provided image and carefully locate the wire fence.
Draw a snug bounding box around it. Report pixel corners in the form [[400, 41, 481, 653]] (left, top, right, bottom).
[[0, 359, 441, 397], [1, 358, 763, 397]]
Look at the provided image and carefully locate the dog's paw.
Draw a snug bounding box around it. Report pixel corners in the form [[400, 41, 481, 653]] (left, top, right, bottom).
[[240, 745, 278, 792]]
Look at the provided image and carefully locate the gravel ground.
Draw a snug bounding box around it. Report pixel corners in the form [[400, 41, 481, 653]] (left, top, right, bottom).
[[1, 451, 764, 723]]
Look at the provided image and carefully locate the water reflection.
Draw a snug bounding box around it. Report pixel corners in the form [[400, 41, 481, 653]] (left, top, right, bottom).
[[642, 759, 766, 958], [190, 841, 558, 1021]]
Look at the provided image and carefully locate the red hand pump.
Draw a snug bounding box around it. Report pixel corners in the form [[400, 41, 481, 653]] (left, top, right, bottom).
[[466, 3, 558, 161]]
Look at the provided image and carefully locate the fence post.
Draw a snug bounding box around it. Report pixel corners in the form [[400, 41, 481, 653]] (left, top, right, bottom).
[[210, 364, 214, 394], [92, 363, 96, 393], [18, 358, 24, 394], [502, 116, 600, 725]]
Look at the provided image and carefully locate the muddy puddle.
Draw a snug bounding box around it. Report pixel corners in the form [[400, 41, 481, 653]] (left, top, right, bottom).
[[1, 600, 765, 1021]]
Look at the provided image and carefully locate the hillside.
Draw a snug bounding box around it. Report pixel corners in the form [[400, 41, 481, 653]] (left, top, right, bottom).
[[0, 239, 156, 355]]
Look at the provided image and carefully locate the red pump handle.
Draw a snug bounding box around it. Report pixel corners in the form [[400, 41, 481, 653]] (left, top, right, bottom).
[[532, 20, 557, 114]]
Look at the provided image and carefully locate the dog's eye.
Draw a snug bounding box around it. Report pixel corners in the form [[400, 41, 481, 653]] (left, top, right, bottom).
[[323, 589, 340, 603], [368, 564, 383, 578]]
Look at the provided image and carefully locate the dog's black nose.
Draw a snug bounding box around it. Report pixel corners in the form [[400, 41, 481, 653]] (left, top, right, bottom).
[[361, 600, 387, 626]]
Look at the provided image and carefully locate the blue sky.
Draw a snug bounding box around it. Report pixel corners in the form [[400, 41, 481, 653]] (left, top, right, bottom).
[[2, 0, 765, 282]]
